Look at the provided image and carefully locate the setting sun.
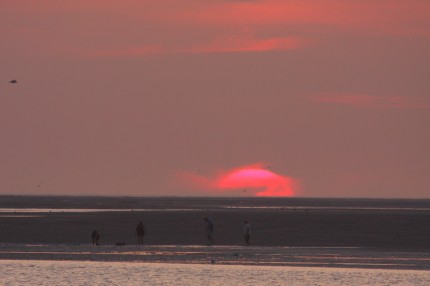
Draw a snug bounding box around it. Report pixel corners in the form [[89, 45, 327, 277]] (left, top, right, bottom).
[[217, 167, 295, 197], [177, 164, 297, 197]]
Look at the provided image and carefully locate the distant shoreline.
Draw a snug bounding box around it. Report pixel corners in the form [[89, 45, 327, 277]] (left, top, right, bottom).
[[2, 194, 430, 200]]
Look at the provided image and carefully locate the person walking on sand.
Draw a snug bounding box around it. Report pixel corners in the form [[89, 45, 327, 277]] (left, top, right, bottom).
[[135, 222, 146, 244], [91, 230, 100, 246], [204, 217, 215, 245], [243, 221, 251, 246]]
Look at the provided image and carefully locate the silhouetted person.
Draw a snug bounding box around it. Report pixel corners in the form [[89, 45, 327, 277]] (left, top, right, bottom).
[[9, 80, 17, 84], [91, 230, 100, 246], [135, 221, 146, 244], [243, 221, 251, 246], [204, 217, 215, 245]]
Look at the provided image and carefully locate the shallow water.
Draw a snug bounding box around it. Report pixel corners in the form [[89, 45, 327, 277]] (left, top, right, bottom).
[[0, 208, 197, 213], [1, 260, 429, 286], [2, 244, 430, 270], [2, 196, 430, 249]]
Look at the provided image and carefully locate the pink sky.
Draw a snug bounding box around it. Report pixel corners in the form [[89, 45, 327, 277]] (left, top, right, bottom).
[[1, 0, 429, 197]]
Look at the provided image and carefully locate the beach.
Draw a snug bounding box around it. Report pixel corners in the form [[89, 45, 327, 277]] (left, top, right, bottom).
[[2, 260, 430, 286], [1, 196, 430, 285]]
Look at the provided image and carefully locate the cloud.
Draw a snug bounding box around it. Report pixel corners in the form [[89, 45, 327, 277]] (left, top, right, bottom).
[[90, 45, 165, 58], [176, 163, 298, 197], [82, 0, 428, 58], [6, 0, 428, 60], [177, 0, 430, 36], [310, 93, 430, 110], [188, 36, 309, 53], [87, 36, 309, 58]]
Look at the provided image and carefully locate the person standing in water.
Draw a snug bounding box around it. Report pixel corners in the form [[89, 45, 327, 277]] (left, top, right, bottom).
[[204, 217, 215, 245], [243, 221, 251, 246], [91, 230, 100, 246], [135, 222, 146, 244]]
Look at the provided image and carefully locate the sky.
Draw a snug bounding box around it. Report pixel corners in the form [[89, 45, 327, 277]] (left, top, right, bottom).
[[1, 0, 429, 198]]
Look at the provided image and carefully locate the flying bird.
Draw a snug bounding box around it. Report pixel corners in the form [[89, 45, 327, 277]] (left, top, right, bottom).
[[9, 80, 17, 84]]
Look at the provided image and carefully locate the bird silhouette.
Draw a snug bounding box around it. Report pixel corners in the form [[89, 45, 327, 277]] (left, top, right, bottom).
[[9, 80, 17, 84]]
